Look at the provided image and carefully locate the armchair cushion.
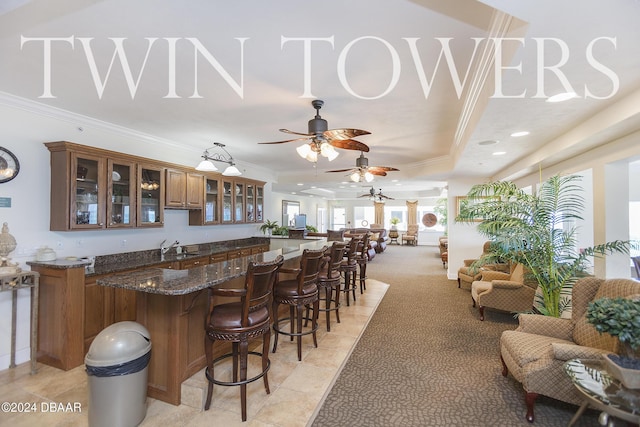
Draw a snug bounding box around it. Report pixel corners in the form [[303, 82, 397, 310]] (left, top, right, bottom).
[[551, 342, 609, 361]]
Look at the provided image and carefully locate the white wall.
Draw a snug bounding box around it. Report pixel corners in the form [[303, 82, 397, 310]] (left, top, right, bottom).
[[0, 98, 276, 369]]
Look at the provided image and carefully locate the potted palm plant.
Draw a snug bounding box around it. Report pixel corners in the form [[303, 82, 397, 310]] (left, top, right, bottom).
[[455, 174, 632, 318], [587, 296, 640, 388]]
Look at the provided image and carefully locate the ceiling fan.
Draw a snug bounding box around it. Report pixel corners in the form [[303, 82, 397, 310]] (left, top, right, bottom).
[[326, 152, 399, 182], [259, 99, 370, 162], [358, 187, 394, 202]]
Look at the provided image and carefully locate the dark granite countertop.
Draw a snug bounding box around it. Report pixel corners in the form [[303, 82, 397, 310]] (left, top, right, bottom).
[[27, 237, 271, 277], [96, 239, 327, 295]]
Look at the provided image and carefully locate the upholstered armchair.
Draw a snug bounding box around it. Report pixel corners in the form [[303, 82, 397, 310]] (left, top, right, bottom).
[[401, 224, 419, 246], [500, 277, 640, 423], [470, 264, 537, 320], [457, 241, 492, 290]]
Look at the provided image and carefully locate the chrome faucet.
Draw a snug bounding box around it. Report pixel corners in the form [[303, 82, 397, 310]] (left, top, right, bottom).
[[160, 239, 180, 254]]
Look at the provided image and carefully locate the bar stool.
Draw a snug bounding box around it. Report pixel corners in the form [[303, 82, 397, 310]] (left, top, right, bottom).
[[340, 236, 360, 306], [356, 233, 370, 294], [272, 247, 326, 361], [204, 255, 284, 422], [316, 241, 347, 331]]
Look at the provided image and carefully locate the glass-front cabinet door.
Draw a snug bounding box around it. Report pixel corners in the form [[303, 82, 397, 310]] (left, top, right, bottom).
[[204, 178, 219, 224], [107, 159, 135, 228], [71, 153, 105, 229], [246, 183, 255, 222], [234, 181, 245, 223], [137, 164, 164, 227], [222, 180, 233, 223], [256, 185, 264, 222]]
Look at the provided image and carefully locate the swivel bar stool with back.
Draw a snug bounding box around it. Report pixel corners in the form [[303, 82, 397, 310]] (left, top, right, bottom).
[[339, 236, 360, 306], [203, 255, 284, 422], [356, 233, 370, 294], [316, 241, 347, 332], [272, 247, 326, 361]]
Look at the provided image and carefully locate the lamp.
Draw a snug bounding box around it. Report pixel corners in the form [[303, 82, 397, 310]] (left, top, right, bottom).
[[195, 142, 242, 176], [296, 139, 339, 163], [350, 170, 374, 183]]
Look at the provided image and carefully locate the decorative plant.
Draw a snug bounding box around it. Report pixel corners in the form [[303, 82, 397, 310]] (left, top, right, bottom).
[[455, 174, 632, 318], [587, 297, 640, 367], [272, 225, 289, 236], [306, 224, 318, 233], [390, 217, 400, 228], [433, 197, 448, 233], [259, 219, 278, 235]]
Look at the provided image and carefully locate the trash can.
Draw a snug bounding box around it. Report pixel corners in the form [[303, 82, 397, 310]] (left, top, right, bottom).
[[85, 321, 152, 427]]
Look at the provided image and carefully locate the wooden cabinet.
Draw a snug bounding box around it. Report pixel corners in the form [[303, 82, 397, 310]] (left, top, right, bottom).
[[138, 164, 165, 227], [176, 255, 209, 270], [210, 252, 228, 263], [48, 142, 136, 230], [84, 273, 137, 354], [46, 141, 264, 230], [107, 159, 136, 228], [165, 169, 204, 209], [189, 176, 220, 226], [30, 264, 85, 370]]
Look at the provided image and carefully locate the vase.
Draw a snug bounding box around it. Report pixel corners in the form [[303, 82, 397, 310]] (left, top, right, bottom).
[[603, 354, 640, 389]]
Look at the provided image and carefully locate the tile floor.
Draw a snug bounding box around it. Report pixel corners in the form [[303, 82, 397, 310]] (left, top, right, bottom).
[[0, 280, 388, 427]]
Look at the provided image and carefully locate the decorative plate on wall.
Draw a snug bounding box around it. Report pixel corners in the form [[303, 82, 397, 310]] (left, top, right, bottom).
[[422, 213, 438, 227]]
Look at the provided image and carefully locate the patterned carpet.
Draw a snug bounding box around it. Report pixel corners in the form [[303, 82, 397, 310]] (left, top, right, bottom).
[[310, 244, 601, 427]]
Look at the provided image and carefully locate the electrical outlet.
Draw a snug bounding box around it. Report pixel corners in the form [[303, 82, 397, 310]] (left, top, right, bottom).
[[56, 241, 63, 249], [121, 239, 127, 247]]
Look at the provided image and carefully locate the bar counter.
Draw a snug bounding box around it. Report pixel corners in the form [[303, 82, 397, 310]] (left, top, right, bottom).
[[95, 239, 327, 405], [96, 239, 327, 295]]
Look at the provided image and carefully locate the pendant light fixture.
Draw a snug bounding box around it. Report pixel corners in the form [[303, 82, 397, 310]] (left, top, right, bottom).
[[195, 142, 242, 176]]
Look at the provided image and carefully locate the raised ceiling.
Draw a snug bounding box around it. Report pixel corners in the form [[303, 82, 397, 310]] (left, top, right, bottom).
[[1, 0, 639, 199]]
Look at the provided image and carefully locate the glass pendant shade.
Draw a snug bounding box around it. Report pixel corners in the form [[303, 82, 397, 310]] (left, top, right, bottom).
[[196, 160, 218, 172], [222, 165, 241, 176]]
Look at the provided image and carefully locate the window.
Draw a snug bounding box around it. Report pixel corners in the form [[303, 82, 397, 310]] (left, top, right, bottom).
[[332, 207, 346, 229], [354, 206, 375, 227]]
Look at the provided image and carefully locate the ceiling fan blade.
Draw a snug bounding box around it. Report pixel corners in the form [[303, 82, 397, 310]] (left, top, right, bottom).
[[259, 137, 312, 144], [369, 166, 399, 173], [369, 170, 388, 177], [329, 139, 370, 152], [280, 129, 313, 137], [324, 128, 371, 140], [325, 168, 356, 173]]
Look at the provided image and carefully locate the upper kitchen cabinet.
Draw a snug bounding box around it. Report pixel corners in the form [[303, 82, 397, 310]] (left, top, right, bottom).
[[138, 164, 165, 227], [107, 159, 136, 228], [47, 142, 108, 230], [165, 169, 204, 209], [245, 182, 264, 223], [189, 176, 220, 226]]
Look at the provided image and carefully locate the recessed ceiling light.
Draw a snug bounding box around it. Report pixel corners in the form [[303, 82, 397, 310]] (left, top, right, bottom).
[[391, 179, 398, 183], [547, 92, 577, 103], [510, 131, 529, 137], [492, 151, 506, 156], [478, 140, 499, 146], [297, 183, 304, 186]]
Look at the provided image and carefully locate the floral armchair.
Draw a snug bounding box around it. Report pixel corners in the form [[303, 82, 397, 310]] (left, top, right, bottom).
[[470, 263, 537, 321], [500, 277, 640, 423]]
